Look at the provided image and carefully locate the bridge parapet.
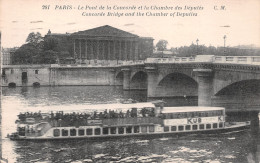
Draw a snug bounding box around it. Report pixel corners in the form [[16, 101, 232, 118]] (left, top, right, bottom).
[[144, 55, 260, 65], [213, 56, 260, 65]]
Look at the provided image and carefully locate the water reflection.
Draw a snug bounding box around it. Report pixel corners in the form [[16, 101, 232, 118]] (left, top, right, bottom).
[[1, 86, 259, 163]]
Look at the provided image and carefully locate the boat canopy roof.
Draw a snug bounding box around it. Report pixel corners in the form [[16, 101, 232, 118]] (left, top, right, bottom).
[[162, 106, 225, 114], [36, 102, 156, 114]]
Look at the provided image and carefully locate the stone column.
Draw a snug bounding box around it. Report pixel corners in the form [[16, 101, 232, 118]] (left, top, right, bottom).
[[193, 69, 213, 106], [124, 40, 127, 60], [91, 40, 94, 60], [129, 41, 133, 60], [113, 41, 116, 60], [134, 41, 139, 60], [102, 41, 105, 60], [108, 41, 111, 60], [122, 68, 131, 90], [119, 40, 122, 60], [79, 39, 82, 62], [145, 67, 158, 97], [85, 39, 88, 60], [73, 39, 76, 58], [96, 40, 100, 60]]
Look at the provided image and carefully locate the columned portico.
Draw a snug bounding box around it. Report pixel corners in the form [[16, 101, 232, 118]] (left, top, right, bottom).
[[193, 69, 213, 106]]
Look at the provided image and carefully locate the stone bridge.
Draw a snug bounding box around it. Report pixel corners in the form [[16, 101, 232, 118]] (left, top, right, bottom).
[[2, 55, 260, 110]]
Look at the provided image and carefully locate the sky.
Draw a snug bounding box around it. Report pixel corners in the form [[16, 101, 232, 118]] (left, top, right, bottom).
[[0, 0, 260, 48]]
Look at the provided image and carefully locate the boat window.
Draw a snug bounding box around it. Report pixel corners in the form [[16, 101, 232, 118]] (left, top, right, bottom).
[[171, 126, 177, 131], [111, 127, 117, 134], [62, 129, 68, 136], [206, 124, 211, 129], [103, 127, 109, 135], [95, 128, 101, 135], [192, 125, 198, 130], [213, 123, 218, 129], [134, 126, 140, 133], [78, 129, 85, 136], [141, 126, 147, 133], [178, 126, 184, 131], [164, 126, 169, 132], [70, 129, 76, 136], [199, 124, 205, 130], [149, 126, 155, 133], [126, 126, 132, 134], [118, 127, 124, 134], [219, 122, 224, 128], [53, 129, 60, 137], [185, 125, 191, 130], [86, 128, 93, 135]]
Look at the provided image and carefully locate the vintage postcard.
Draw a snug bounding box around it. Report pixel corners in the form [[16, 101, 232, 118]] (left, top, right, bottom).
[[1, 0, 259, 162]]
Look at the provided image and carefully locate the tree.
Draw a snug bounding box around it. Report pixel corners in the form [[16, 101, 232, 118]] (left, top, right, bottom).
[[26, 32, 43, 46], [12, 44, 41, 64], [156, 40, 168, 52]]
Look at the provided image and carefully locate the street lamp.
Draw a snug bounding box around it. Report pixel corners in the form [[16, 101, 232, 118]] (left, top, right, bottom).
[[223, 35, 226, 54], [196, 39, 199, 55]]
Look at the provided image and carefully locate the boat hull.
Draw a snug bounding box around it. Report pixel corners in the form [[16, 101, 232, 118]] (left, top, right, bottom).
[[10, 123, 250, 141]]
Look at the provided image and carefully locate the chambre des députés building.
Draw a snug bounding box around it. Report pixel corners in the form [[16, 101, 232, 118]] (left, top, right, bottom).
[[45, 25, 154, 64]]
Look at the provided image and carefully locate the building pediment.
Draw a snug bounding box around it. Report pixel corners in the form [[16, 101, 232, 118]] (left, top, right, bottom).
[[72, 25, 139, 38]]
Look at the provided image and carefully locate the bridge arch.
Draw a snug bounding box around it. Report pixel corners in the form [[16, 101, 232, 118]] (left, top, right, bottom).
[[155, 72, 198, 97], [215, 79, 260, 97], [130, 71, 147, 90], [115, 71, 123, 85]]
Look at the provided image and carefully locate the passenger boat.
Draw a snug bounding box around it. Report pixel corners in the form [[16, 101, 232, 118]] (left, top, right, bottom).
[[9, 102, 250, 140]]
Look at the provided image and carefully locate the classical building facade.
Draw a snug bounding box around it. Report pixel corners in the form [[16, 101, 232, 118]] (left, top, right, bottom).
[[45, 25, 153, 64]]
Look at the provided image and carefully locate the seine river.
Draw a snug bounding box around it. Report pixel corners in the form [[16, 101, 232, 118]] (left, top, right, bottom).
[[1, 86, 259, 163]]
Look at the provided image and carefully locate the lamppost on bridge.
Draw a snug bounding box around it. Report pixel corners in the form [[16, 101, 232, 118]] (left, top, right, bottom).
[[196, 39, 199, 55], [223, 35, 227, 55]]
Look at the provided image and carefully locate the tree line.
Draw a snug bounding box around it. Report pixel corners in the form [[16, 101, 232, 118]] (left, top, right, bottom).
[[12, 34, 260, 64]]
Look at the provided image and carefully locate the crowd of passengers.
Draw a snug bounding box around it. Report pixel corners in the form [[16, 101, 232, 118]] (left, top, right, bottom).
[[17, 108, 157, 126]]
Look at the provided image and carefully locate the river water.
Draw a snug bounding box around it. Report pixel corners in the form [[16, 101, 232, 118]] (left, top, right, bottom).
[[1, 86, 259, 163]]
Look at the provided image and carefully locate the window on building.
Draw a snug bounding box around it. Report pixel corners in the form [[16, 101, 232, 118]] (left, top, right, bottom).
[[11, 69, 14, 74], [35, 70, 39, 74], [86, 128, 93, 135], [62, 129, 68, 136], [70, 129, 76, 136], [53, 129, 60, 137], [78, 129, 85, 136], [219, 122, 224, 128], [199, 124, 205, 130], [206, 124, 211, 129]]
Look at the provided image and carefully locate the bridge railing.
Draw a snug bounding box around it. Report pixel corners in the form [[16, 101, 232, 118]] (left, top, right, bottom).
[[48, 56, 260, 68], [213, 56, 260, 65]]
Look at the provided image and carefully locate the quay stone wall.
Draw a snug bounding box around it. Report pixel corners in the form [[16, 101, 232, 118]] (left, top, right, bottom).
[[50, 67, 116, 86]]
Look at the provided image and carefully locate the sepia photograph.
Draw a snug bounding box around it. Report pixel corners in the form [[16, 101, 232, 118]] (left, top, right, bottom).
[[0, 0, 260, 162]]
